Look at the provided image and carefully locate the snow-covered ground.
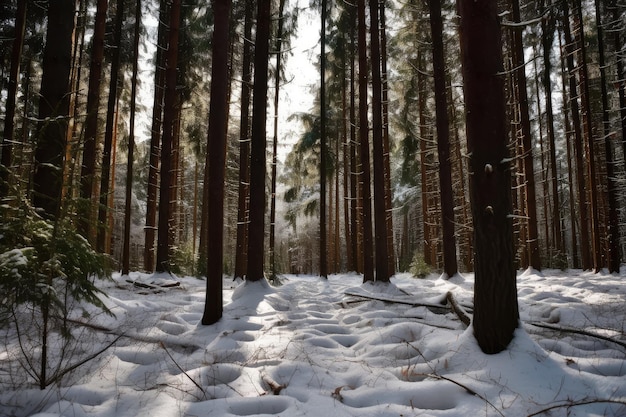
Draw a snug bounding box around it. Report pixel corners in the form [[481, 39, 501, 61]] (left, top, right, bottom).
[[1, 269, 625, 416]]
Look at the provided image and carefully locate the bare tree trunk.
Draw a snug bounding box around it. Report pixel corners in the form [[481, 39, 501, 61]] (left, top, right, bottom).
[[122, 0, 141, 276], [319, 0, 329, 279], [510, 0, 541, 270], [33, 0, 76, 218], [79, 0, 108, 239], [246, 0, 272, 282], [156, 0, 182, 273], [357, 0, 374, 282], [202, 0, 232, 323], [234, 0, 253, 280], [0, 0, 27, 199], [369, 0, 390, 282], [428, 0, 457, 278], [458, 0, 519, 354], [594, 0, 620, 272]]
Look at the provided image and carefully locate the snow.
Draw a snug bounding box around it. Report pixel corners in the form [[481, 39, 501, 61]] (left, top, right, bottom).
[[1, 269, 625, 416]]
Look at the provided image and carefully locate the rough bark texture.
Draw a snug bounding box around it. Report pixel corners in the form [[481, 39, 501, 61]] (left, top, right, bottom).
[[458, 0, 519, 354], [33, 0, 76, 218], [234, 0, 253, 280], [246, 0, 271, 282], [79, 0, 108, 239], [320, 0, 328, 279], [202, 0, 231, 324], [357, 0, 374, 283], [428, 0, 457, 278], [156, 0, 181, 273]]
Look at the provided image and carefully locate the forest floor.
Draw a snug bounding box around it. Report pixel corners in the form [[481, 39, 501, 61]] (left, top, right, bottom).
[[1, 269, 625, 416]]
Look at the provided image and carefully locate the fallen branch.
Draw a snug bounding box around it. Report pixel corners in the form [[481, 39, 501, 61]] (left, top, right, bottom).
[[344, 291, 449, 311], [427, 373, 505, 417], [261, 372, 285, 395], [529, 322, 626, 350], [527, 398, 626, 416], [446, 291, 471, 326], [160, 341, 206, 398]]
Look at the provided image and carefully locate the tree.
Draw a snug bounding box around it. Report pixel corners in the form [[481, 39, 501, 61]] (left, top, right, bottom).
[[201, 0, 232, 324], [0, 0, 27, 199], [78, 0, 108, 240], [234, 0, 254, 280], [357, 0, 374, 282], [369, 0, 390, 282], [320, 0, 329, 279], [246, 0, 272, 282], [32, 0, 76, 218], [122, 0, 142, 275], [427, 0, 457, 278], [156, 0, 182, 273], [458, 0, 519, 354]]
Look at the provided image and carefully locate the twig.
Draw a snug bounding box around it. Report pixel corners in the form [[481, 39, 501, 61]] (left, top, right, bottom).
[[529, 322, 626, 350], [427, 373, 506, 417], [526, 398, 626, 416], [46, 334, 124, 386], [159, 341, 206, 398], [446, 291, 471, 326], [261, 372, 285, 395]]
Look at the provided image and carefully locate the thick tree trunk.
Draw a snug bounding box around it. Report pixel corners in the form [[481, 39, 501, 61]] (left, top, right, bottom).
[[369, 0, 389, 282], [594, 0, 620, 272], [79, 0, 108, 239], [458, 0, 519, 354], [97, 0, 124, 253], [155, 0, 181, 273], [144, 0, 168, 271], [122, 0, 141, 276], [319, 0, 329, 279], [428, 0, 457, 278], [246, 0, 272, 282], [561, 1, 591, 270], [357, 0, 374, 283], [33, 0, 76, 218], [234, 0, 253, 280], [202, 0, 231, 324]]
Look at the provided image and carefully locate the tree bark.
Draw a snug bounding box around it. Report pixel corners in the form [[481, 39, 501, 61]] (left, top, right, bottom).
[[428, 0, 457, 278], [357, 0, 374, 283], [79, 0, 108, 239], [458, 0, 519, 354], [33, 0, 76, 218], [202, 0, 231, 324], [320, 0, 329, 278], [122, 0, 141, 276], [156, 0, 182, 273], [246, 0, 272, 282]]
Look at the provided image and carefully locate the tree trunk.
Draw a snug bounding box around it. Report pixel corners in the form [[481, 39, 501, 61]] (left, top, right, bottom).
[[428, 0, 457, 278], [246, 0, 271, 282], [357, 0, 374, 283], [458, 0, 519, 354], [561, 0, 591, 270], [155, 0, 181, 273], [79, 0, 108, 239], [144, 0, 168, 271], [349, 8, 359, 273], [122, 0, 141, 276], [369, 0, 389, 282], [97, 0, 124, 254], [234, 0, 253, 280], [33, 0, 76, 218], [319, 0, 329, 279], [0, 0, 27, 199], [574, 0, 601, 272], [594, 0, 620, 272], [201, 0, 231, 324], [511, 0, 541, 270]]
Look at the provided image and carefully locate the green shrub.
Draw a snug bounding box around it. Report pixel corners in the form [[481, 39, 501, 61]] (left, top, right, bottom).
[[409, 251, 432, 278]]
